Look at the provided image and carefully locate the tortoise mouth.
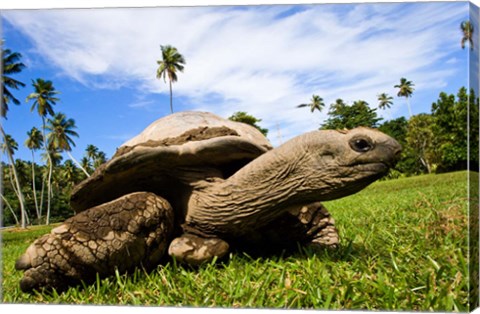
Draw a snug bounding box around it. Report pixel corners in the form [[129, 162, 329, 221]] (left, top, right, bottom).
[[349, 162, 390, 183], [353, 162, 389, 174]]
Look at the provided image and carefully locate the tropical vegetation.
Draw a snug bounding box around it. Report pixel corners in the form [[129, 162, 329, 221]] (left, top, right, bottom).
[[228, 111, 269, 136], [1, 45, 108, 226]]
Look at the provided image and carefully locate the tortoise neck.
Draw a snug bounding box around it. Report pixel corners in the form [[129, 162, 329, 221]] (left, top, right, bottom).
[[184, 137, 332, 237]]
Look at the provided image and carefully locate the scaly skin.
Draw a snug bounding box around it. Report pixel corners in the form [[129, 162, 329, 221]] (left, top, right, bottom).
[[15, 192, 174, 293]]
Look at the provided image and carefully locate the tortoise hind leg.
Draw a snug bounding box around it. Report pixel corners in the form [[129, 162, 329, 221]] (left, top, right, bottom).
[[15, 192, 174, 293]]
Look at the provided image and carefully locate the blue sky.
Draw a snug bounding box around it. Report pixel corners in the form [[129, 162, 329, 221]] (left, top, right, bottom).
[[1, 1, 477, 165]]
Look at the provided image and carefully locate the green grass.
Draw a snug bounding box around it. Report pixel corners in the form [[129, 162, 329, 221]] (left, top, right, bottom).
[[1, 171, 471, 310]]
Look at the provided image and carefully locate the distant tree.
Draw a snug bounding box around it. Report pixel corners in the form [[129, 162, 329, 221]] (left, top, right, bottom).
[[85, 144, 99, 162], [1, 47, 26, 118], [431, 87, 478, 172], [406, 114, 437, 174], [25, 127, 44, 220], [85, 144, 107, 170], [26, 78, 59, 222], [47, 112, 89, 177], [93, 151, 107, 169], [1, 133, 28, 227], [379, 117, 408, 145], [26, 78, 58, 120], [42, 149, 63, 167], [460, 20, 474, 50], [468, 89, 479, 171], [377, 93, 394, 110], [2, 191, 19, 225], [321, 100, 382, 130], [394, 78, 414, 117], [228, 111, 269, 136], [329, 98, 347, 113], [62, 160, 81, 188], [156, 45, 186, 114], [297, 94, 325, 113], [81, 156, 93, 175], [40, 147, 62, 224], [378, 117, 419, 175]]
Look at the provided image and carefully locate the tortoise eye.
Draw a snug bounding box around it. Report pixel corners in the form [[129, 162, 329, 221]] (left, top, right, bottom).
[[350, 137, 373, 153]]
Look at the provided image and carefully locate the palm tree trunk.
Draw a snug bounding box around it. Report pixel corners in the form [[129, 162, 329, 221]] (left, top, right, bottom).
[[0, 126, 27, 228], [41, 116, 53, 225], [39, 171, 45, 221], [169, 80, 173, 114], [406, 97, 412, 118], [1, 194, 20, 225], [7, 156, 27, 228], [67, 151, 90, 177], [46, 156, 53, 225], [30, 151, 41, 220]]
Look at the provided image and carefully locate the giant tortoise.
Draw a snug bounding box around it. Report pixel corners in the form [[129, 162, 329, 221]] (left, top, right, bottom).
[[15, 111, 402, 292]]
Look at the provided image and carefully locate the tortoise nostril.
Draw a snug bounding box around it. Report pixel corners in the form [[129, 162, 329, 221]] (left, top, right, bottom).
[[391, 147, 402, 166]]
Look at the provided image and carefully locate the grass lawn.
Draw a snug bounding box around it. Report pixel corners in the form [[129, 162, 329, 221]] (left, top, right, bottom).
[[1, 171, 472, 311]]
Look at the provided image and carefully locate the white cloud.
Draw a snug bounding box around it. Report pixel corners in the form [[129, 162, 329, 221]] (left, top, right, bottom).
[[128, 100, 156, 109], [3, 2, 469, 145]]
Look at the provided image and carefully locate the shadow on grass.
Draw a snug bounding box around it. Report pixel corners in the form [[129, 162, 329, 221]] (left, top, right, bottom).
[[17, 238, 372, 298]]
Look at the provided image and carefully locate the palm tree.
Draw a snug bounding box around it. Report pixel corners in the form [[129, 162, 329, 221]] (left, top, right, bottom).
[[394, 78, 415, 117], [46, 112, 89, 177], [62, 160, 79, 188], [85, 144, 99, 162], [378, 93, 394, 110], [25, 127, 44, 220], [330, 99, 347, 112], [156, 45, 186, 114], [461, 20, 474, 50], [1, 47, 27, 226], [26, 78, 59, 223], [26, 78, 58, 119], [2, 47, 26, 118], [42, 149, 63, 167], [297, 94, 325, 113], [93, 151, 107, 169], [1, 132, 28, 227], [81, 156, 93, 175]]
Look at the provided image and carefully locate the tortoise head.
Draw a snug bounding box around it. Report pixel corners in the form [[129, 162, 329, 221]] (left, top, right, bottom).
[[296, 127, 402, 200]]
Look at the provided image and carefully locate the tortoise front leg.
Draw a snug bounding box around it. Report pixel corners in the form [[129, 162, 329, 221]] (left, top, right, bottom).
[[289, 202, 340, 250], [229, 202, 339, 254], [15, 192, 174, 293], [168, 233, 229, 266]]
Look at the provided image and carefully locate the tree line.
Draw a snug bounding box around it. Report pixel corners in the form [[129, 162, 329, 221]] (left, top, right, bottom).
[[296, 85, 479, 177]]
